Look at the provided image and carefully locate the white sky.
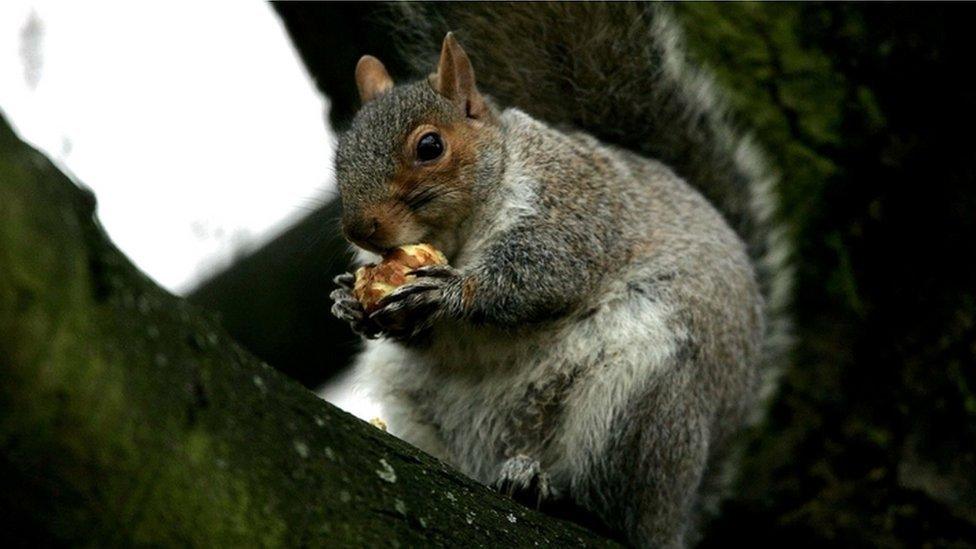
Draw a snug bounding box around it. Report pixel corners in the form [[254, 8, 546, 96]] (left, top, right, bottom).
[[0, 0, 379, 421], [0, 0, 336, 294]]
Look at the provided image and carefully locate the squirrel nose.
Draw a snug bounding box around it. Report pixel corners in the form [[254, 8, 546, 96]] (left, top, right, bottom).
[[344, 216, 380, 248]]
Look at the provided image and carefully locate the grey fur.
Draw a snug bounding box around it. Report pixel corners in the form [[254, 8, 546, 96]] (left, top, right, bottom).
[[388, 3, 793, 402], [330, 5, 793, 547]]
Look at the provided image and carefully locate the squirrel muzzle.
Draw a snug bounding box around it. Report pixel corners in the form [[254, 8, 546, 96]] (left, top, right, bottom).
[[342, 202, 425, 254], [343, 215, 382, 252]]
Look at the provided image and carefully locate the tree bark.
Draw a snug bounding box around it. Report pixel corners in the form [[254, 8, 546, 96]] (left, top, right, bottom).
[[0, 115, 615, 546]]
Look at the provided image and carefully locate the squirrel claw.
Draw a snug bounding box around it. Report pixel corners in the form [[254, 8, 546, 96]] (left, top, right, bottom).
[[376, 279, 441, 305], [330, 274, 382, 339], [369, 279, 447, 340], [495, 455, 552, 510], [329, 287, 359, 307], [330, 298, 363, 322], [368, 266, 461, 340], [333, 272, 356, 290], [408, 265, 460, 279]]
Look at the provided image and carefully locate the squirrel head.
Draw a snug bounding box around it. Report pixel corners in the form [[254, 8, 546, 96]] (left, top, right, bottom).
[[335, 33, 503, 256]]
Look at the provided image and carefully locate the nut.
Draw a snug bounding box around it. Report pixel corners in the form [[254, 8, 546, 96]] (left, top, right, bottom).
[[352, 244, 448, 313]]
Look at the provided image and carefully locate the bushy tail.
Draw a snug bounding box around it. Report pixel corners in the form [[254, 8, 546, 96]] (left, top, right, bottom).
[[387, 2, 793, 406]]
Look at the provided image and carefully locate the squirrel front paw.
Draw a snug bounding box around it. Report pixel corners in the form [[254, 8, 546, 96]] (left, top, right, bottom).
[[368, 265, 461, 340], [495, 454, 552, 509], [330, 272, 382, 339]]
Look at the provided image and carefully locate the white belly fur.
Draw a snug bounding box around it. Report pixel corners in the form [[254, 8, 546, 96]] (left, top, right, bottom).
[[352, 273, 682, 493]]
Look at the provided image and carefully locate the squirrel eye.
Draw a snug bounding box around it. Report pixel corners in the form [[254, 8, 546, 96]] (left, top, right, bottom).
[[416, 132, 444, 162]]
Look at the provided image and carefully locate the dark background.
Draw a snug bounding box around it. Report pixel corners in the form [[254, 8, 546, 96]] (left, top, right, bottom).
[[188, 3, 976, 546]]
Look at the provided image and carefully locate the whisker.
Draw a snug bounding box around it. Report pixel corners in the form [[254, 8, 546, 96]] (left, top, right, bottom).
[[404, 185, 462, 210]]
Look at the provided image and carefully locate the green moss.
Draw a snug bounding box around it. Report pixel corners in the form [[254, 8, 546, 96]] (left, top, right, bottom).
[[675, 4, 976, 546], [1, 124, 286, 546], [675, 2, 843, 229]]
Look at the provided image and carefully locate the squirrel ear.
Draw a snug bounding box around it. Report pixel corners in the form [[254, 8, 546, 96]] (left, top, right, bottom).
[[356, 55, 394, 104], [433, 32, 486, 119]]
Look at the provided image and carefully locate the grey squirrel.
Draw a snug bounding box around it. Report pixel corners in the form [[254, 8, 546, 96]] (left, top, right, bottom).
[[329, 4, 792, 547]]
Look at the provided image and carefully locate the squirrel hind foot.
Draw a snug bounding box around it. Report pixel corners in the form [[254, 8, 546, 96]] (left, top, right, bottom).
[[495, 454, 552, 509]]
